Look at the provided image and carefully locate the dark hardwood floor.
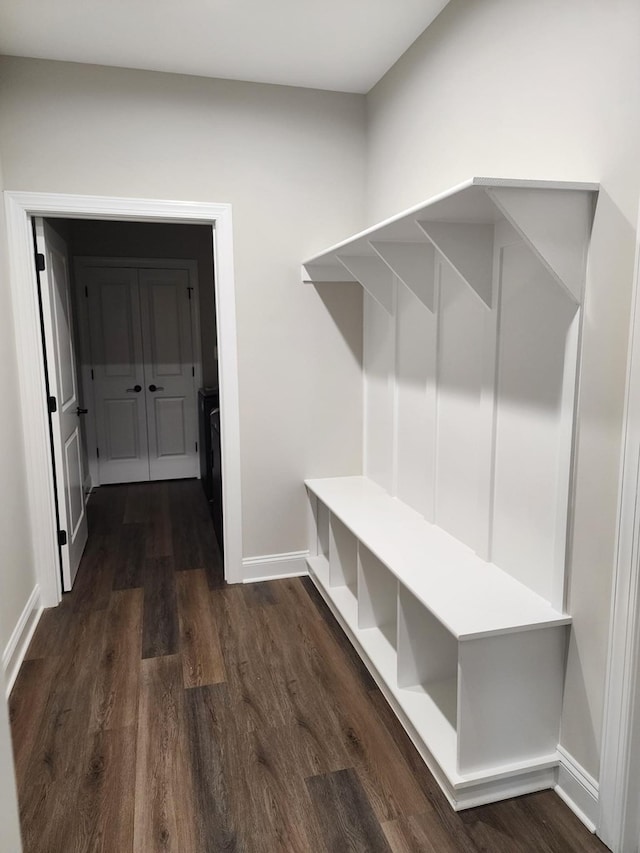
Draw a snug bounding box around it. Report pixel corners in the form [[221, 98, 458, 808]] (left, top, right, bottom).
[[10, 480, 610, 852]]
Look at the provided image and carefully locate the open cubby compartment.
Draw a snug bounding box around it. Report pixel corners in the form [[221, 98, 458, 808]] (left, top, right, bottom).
[[397, 585, 458, 734], [456, 625, 567, 776], [317, 500, 330, 560], [329, 514, 357, 595], [305, 488, 330, 586], [357, 544, 398, 651]]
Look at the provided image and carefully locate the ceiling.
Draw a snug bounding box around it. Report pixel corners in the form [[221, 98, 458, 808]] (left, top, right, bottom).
[[0, 0, 450, 94]]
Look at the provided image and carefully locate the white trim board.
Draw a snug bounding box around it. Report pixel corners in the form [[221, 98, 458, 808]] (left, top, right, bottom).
[[2, 585, 42, 697], [598, 196, 640, 853], [242, 550, 309, 582], [555, 745, 599, 834], [4, 191, 243, 603]]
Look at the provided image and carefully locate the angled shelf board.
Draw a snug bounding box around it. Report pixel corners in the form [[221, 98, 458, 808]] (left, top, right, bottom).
[[302, 177, 598, 309], [302, 177, 598, 811]]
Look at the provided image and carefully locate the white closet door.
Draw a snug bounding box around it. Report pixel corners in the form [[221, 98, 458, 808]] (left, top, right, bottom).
[[139, 269, 198, 481], [86, 267, 150, 484], [36, 219, 88, 590]]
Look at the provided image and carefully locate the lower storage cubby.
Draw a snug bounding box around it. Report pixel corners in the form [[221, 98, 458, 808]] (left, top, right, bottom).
[[398, 585, 458, 726], [329, 515, 357, 594], [355, 545, 398, 685], [304, 478, 570, 810]]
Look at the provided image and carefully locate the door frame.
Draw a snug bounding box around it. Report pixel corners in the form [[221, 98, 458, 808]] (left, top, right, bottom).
[[74, 257, 204, 489], [598, 197, 640, 852], [4, 191, 243, 604]]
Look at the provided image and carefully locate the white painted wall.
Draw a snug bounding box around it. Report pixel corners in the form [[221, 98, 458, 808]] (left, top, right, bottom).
[[0, 672, 21, 852], [0, 57, 365, 572], [0, 150, 38, 659], [365, 0, 640, 780], [0, 153, 27, 852]]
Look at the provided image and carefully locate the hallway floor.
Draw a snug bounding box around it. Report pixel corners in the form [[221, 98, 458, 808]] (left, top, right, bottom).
[[10, 480, 608, 852]]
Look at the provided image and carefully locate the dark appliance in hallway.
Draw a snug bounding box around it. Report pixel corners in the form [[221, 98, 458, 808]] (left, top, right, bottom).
[[198, 387, 223, 553]]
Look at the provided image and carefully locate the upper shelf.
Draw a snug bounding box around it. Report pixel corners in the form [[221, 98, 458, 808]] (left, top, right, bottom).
[[302, 177, 599, 312]]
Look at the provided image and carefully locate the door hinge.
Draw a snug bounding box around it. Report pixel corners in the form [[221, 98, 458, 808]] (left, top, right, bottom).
[[195, 441, 198, 452], [48, 396, 57, 413], [192, 366, 195, 377], [35, 252, 45, 272], [187, 286, 193, 301], [96, 447, 100, 458], [91, 368, 94, 380], [85, 285, 88, 297], [58, 529, 67, 547]]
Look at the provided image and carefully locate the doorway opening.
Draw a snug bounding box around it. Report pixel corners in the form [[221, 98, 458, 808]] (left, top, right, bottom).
[[36, 216, 225, 592], [5, 191, 243, 608]]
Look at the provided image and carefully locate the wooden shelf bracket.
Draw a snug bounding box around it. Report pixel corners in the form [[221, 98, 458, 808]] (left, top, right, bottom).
[[369, 240, 436, 312], [417, 221, 495, 308], [485, 187, 594, 305], [336, 254, 394, 313]]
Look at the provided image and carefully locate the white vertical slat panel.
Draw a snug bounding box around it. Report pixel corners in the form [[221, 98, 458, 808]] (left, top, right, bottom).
[[363, 289, 396, 492]]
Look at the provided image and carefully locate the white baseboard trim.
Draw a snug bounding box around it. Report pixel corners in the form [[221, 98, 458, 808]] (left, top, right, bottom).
[[555, 745, 599, 833], [242, 550, 309, 583], [2, 585, 43, 696]]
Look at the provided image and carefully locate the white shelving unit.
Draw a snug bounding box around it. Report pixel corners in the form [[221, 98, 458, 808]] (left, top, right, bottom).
[[302, 178, 599, 810]]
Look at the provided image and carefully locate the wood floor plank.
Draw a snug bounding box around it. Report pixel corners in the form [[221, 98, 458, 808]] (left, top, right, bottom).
[[367, 688, 478, 851], [40, 726, 136, 853], [242, 581, 279, 607], [210, 586, 292, 731], [177, 570, 226, 688], [170, 480, 207, 571], [72, 533, 116, 612], [246, 723, 328, 852], [509, 791, 610, 852], [87, 485, 127, 536], [24, 598, 73, 660], [306, 767, 392, 853], [86, 725, 137, 853], [112, 524, 146, 591], [133, 655, 197, 853], [299, 576, 377, 691], [286, 585, 428, 822], [17, 609, 108, 850], [170, 480, 224, 588], [142, 556, 178, 659], [9, 656, 59, 785], [252, 592, 351, 776], [123, 483, 154, 525], [184, 684, 241, 852], [145, 482, 173, 559], [89, 588, 143, 733]]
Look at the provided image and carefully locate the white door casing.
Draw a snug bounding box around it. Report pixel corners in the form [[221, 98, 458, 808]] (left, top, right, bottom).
[[140, 268, 199, 480], [5, 192, 243, 609], [35, 218, 88, 590], [598, 197, 640, 853], [85, 266, 150, 484]]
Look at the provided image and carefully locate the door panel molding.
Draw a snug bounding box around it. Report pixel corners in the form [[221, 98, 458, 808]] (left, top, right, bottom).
[[84, 266, 149, 484], [35, 219, 88, 591], [4, 192, 242, 605], [76, 258, 203, 487]]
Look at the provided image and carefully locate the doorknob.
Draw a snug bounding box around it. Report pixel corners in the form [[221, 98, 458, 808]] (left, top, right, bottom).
[[76, 406, 89, 416], [148, 384, 164, 392], [126, 385, 142, 393]]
